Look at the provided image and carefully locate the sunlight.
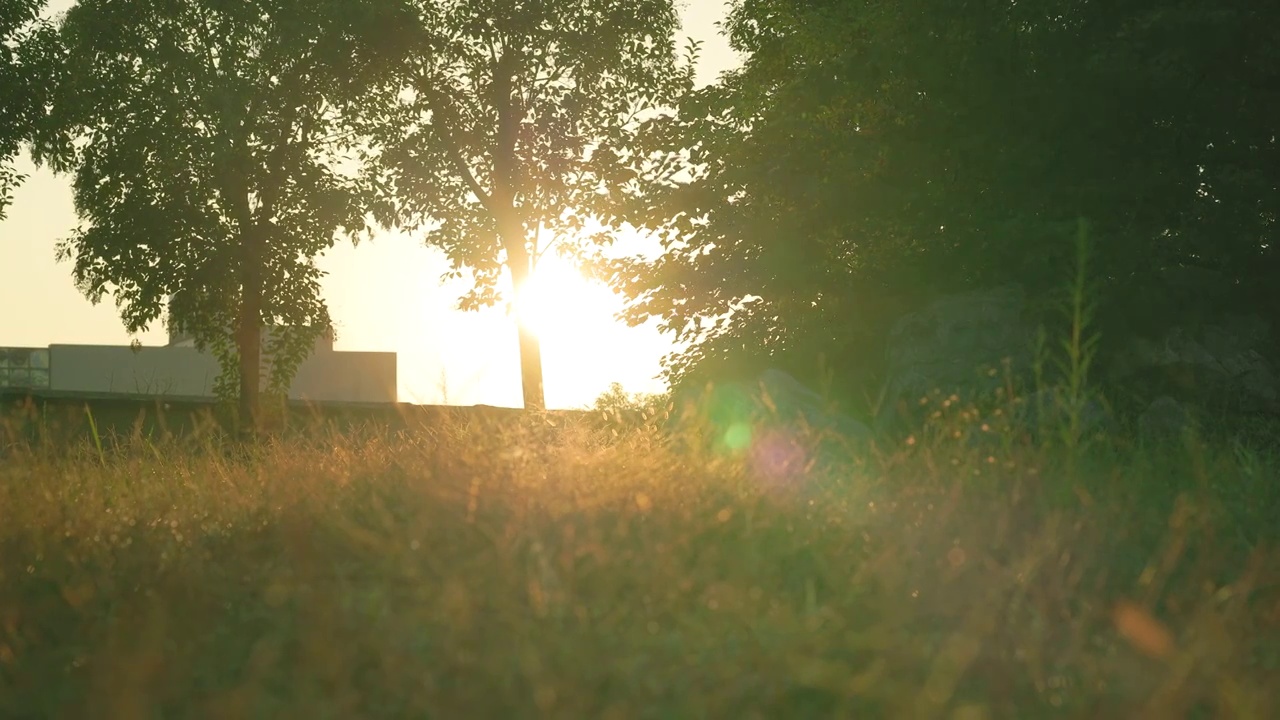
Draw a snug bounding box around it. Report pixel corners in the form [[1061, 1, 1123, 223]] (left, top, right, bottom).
[[500, 251, 668, 408], [511, 257, 623, 342], [315, 227, 672, 410]]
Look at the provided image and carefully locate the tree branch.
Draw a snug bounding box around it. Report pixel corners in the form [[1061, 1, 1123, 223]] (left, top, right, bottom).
[[493, 50, 521, 201], [427, 95, 495, 213]]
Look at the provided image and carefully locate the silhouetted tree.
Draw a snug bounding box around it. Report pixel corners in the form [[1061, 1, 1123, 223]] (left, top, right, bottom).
[[365, 0, 693, 410], [34, 0, 416, 434], [609, 0, 1279, 404]]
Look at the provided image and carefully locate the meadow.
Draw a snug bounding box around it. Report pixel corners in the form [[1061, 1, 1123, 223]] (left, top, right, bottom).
[[1, 393, 1278, 719]]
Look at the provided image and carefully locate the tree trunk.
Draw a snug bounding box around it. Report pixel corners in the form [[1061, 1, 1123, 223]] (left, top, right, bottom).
[[497, 209, 546, 411], [489, 55, 544, 411], [220, 107, 263, 438], [237, 223, 264, 437], [514, 291, 546, 411]]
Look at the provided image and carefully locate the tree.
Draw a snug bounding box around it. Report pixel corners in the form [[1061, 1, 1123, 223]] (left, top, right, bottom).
[[609, 0, 1025, 399], [366, 0, 693, 410], [0, 0, 58, 220], [609, 0, 1280, 406], [34, 0, 416, 434]]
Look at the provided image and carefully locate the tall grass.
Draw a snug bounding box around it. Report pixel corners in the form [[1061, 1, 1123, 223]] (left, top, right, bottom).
[[1057, 218, 1103, 461], [1, 395, 1277, 718]]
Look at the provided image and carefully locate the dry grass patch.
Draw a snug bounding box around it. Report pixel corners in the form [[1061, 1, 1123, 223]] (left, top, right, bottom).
[[1, 412, 1277, 718]]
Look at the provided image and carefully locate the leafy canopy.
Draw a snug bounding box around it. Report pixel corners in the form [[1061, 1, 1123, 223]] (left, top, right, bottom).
[[369, 0, 691, 299], [36, 0, 416, 401], [0, 0, 58, 220], [364, 0, 692, 409], [610, 0, 1280, 400]]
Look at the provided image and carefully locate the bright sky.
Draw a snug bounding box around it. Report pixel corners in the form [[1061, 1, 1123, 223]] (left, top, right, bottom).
[[0, 1, 741, 409]]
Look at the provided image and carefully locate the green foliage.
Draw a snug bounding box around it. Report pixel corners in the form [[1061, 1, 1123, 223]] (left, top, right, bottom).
[[33, 0, 416, 429], [608, 0, 1280, 398], [0, 0, 57, 220], [364, 0, 695, 408], [1055, 220, 1104, 459]]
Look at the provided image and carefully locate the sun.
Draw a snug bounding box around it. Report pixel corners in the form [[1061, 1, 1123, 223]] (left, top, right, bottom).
[[501, 253, 669, 407], [511, 258, 622, 341]]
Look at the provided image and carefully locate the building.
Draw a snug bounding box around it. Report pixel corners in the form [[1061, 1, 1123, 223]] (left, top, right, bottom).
[[0, 330, 397, 405]]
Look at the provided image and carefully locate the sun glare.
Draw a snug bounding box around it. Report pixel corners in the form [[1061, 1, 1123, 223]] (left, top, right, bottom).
[[320, 228, 672, 409], [497, 253, 668, 407], [511, 259, 622, 341]]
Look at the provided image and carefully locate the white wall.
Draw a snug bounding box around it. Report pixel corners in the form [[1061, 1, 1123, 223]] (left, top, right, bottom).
[[47, 345, 396, 403], [49, 345, 221, 397], [288, 351, 396, 404]]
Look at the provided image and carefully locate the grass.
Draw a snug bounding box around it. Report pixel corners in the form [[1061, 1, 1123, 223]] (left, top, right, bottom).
[[1, 397, 1278, 719]]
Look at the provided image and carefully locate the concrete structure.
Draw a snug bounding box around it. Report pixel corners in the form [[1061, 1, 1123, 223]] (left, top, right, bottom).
[[0, 336, 396, 405]]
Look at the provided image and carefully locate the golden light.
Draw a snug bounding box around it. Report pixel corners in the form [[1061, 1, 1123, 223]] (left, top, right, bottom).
[[500, 252, 668, 408], [510, 257, 624, 342], [320, 226, 674, 409]]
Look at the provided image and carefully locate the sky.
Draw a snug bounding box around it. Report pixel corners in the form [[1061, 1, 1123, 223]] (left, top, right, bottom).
[[0, 1, 742, 410]]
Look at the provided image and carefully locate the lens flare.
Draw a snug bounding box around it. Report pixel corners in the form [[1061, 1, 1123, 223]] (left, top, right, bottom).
[[681, 376, 856, 498], [723, 422, 753, 450], [749, 429, 809, 489]]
